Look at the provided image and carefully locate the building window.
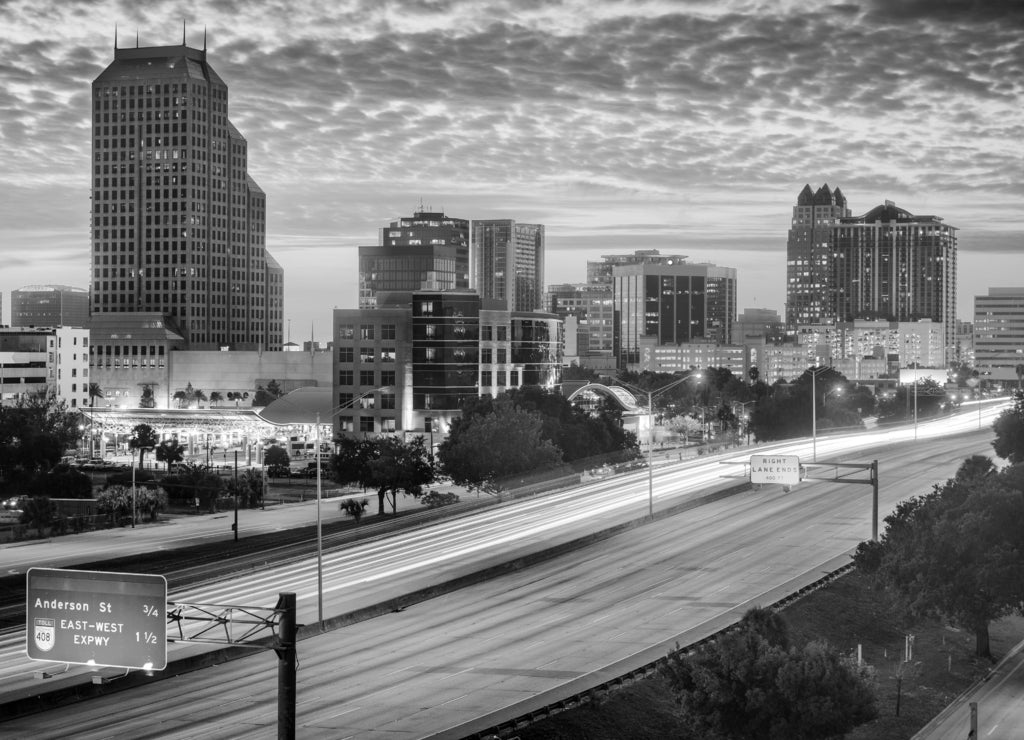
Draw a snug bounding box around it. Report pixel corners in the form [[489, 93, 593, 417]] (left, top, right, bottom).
[[481, 348, 492, 364], [359, 347, 375, 363], [338, 347, 353, 363], [381, 417, 396, 432], [481, 370, 492, 386], [359, 370, 375, 386], [497, 348, 507, 363], [380, 370, 396, 386], [497, 326, 508, 341], [481, 325, 493, 341], [338, 416, 354, 433], [338, 370, 354, 385], [380, 392, 395, 410], [360, 324, 375, 340], [381, 324, 396, 340], [338, 392, 353, 407], [496, 371, 507, 386], [359, 417, 374, 433], [338, 324, 354, 340], [380, 348, 396, 363]]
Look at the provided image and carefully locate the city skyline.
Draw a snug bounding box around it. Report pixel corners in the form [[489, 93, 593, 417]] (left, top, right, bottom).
[[2, 0, 1022, 340]]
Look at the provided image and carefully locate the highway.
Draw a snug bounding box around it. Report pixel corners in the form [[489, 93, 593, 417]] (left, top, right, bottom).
[[0, 403, 1008, 738], [914, 638, 1024, 740]]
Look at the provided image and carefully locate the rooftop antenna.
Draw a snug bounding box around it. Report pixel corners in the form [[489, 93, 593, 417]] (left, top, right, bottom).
[[203, 26, 207, 52], [114, 24, 118, 51], [136, 29, 139, 48], [182, 19, 186, 46]]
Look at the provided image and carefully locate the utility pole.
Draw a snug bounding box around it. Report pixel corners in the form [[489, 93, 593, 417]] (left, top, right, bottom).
[[233, 450, 239, 541]]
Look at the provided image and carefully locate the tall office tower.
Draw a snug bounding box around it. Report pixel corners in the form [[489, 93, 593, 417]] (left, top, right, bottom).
[[358, 208, 469, 308], [785, 183, 851, 328], [472, 220, 545, 311], [11, 285, 90, 327], [832, 201, 957, 362], [611, 257, 737, 368], [90, 35, 282, 350]]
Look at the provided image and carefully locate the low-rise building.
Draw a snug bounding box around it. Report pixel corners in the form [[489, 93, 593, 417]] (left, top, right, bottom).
[[0, 326, 90, 408]]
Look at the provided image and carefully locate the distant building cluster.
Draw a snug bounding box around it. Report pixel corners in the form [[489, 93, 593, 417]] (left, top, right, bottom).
[[4, 34, 1022, 441]]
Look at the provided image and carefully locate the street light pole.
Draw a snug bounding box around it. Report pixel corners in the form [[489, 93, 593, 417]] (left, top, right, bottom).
[[313, 385, 392, 630], [618, 373, 702, 518]]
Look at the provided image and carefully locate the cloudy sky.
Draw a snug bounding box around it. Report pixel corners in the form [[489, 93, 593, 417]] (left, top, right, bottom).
[[1, 0, 1022, 340]]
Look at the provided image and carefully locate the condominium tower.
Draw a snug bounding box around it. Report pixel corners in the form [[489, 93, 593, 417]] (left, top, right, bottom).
[[90, 35, 282, 350], [785, 183, 851, 328], [472, 220, 545, 312]]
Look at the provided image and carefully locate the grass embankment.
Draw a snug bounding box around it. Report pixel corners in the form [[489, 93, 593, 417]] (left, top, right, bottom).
[[519, 570, 1023, 739]]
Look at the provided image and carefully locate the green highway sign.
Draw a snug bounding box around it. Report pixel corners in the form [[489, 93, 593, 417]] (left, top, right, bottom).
[[26, 568, 167, 670]]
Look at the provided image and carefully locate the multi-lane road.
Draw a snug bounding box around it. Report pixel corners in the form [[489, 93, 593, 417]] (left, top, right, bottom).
[[0, 402, 1016, 739]]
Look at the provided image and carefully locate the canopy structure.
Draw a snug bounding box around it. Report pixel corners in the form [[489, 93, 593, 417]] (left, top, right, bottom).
[[255, 386, 333, 426]]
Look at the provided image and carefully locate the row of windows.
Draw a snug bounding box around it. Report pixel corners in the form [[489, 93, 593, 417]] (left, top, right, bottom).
[[337, 324, 397, 340], [338, 370, 397, 387]]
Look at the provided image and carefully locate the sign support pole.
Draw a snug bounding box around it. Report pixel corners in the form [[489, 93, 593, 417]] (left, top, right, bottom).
[[275, 592, 297, 740]]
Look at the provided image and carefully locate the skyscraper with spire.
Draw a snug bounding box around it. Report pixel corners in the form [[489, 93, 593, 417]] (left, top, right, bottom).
[[90, 30, 282, 350], [785, 183, 850, 328]]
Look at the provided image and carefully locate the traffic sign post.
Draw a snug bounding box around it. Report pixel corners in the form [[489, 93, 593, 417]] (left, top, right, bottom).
[[26, 568, 167, 671]]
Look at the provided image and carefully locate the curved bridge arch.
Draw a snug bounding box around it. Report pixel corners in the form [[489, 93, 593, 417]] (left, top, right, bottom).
[[567, 383, 644, 413]]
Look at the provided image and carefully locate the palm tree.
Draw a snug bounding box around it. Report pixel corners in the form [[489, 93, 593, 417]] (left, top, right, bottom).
[[88, 383, 104, 408], [209, 391, 224, 408], [172, 390, 188, 409], [128, 423, 160, 471], [1016, 364, 1024, 391]]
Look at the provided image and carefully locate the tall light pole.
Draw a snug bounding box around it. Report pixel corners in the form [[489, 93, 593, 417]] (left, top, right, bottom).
[[313, 385, 392, 629], [617, 373, 702, 518], [809, 366, 834, 463]]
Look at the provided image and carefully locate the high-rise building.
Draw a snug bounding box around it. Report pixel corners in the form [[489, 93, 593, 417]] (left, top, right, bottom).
[[610, 254, 737, 368], [472, 220, 545, 312], [831, 201, 957, 362], [974, 288, 1024, 384], [90, 35, 281, 350], [545, 282, 615, 362], [358, 209, 469, 308], [11, 285, 90, 327], [786, 184, 851, 328]]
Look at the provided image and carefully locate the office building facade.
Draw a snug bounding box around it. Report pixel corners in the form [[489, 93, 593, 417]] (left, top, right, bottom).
[[90, 37, 282, 350], [0, 326, 90, 408], [611, 257, 737, 368], [472, 220, 545, 312], [11, 285, 90, 328], [359, 209, 470, 308], [831, 201, 957, 362], [785, 183, 851, 328], [974, 288, 1024, 384]]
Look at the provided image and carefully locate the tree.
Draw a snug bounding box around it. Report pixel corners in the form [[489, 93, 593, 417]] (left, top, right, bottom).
[[992, 391, 1024, 464], [160, 462, 223, 512], [30, 465, 92, 499], [19, 495, 59, 537], [339, 497, 368, 524], [253, 380, 284, 407], [209, 391, 224, 408], [854, 456, 1024, 658], [88, 382, 104, 408], [264, 445, 291, 478], [0, 394, 82, 485], [439, 395, 563, 492], [662, 607, 876, 739], [138, 383, 157, 409], [155, 438, 187, 470], [128, 423, 159, 471], [331, 435, 436, 516]]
